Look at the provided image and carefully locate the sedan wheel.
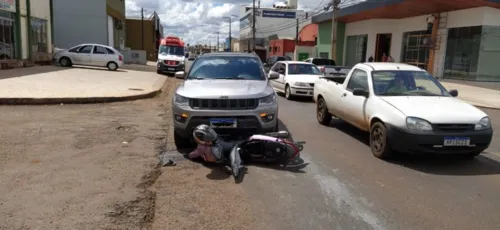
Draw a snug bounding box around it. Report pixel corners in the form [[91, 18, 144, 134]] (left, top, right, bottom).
[[59, 57, 71, 67], [107, 62, 118, 71], [285, 85, 293, 100], [370, 122, 393, 159]]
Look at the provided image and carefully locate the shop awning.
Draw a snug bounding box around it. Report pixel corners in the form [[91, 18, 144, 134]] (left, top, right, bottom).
[[312, 0, 500, 24]]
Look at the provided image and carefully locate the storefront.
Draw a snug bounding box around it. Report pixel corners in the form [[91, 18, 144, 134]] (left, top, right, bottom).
[[401, 30, 430, 69], [0, 0, 17, 60]]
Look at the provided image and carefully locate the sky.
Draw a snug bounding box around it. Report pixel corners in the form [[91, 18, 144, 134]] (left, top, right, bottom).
[[124, 0, 353, 46]]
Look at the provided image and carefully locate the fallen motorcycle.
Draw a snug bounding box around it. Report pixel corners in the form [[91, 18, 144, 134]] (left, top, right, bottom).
[[188, 124, 308, 180]]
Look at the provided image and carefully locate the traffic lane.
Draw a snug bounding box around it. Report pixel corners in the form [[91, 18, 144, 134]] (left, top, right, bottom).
[[480, 108, 500, 154], [271, 97, 500, 230]]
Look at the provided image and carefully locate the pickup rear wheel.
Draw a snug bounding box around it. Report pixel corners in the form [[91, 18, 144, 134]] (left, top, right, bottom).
[[370, 122, 393, 159], [316, 97, 332, 126]]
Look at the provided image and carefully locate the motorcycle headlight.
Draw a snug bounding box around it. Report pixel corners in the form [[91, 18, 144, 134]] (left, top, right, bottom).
[[174, 94, 189, 106], [475, 116, 491, 130], [294, 82, 307, 87], [406, 117, 433, 131], [259, 93, 276, 105]]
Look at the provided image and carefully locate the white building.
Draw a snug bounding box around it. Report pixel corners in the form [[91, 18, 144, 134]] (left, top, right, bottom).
[[312, 0, 500, 82], [0, 0, 53, 64], [238, 0, 306, 54]]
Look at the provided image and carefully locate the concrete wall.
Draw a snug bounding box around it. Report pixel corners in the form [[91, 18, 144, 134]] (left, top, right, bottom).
[[126, 19, 156, 61], [294, 46, 316, 61], [121, 49, 147, 65], [53, 0, 107, 49]]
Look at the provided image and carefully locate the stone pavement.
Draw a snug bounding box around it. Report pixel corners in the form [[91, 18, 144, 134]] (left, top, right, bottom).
[[440, 81, 500, 109], [0, 65, 166, 104]]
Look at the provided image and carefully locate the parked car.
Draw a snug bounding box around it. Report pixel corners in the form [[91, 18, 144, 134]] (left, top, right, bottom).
[[172, 52, 279, 148], [313, 62, 493, 159], [53, 43, 123, 71], [269, 61, 324, 100], [263, 56, 291, 73], [304, 57, 347, 76]]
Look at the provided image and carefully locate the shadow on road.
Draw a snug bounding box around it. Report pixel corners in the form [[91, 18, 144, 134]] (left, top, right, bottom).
[[0, 65, 67, 80], [327, 118, 500, 176], [72, 65, 127, 72], [390, 154, 500, 176], [174, 119, 307, 183]]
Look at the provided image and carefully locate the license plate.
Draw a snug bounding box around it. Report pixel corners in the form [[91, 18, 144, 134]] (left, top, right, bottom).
[[167, 68, 174, 71], [443, 137, 470, 146], [209, 118, 237, 128]]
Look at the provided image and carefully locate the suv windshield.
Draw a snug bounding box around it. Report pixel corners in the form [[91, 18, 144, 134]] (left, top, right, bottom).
[[288, 64, 322, 75], [187, 56, 266, 80], [372, 70, 450, 97], [312, 58, 335, 66], [159, 45, 184, 56]]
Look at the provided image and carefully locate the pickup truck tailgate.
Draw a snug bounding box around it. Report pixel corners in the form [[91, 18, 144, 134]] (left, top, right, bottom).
[[324, 66, 351, 77]]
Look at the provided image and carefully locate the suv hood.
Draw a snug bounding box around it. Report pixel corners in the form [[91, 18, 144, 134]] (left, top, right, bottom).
[[380, 96, 487, 123], [176, 80, 274, 99], [158, 53, 184, 61]]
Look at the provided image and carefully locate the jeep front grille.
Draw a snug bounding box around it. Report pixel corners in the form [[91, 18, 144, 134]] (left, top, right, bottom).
[[189, 98, 259, 110]]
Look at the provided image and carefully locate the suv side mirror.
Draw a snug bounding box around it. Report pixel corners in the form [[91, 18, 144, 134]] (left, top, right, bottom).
[[352, 88, 369, 97], [449, 89, 458, 97], [174, 71, 185, 79], [269, 72, 280, 79]]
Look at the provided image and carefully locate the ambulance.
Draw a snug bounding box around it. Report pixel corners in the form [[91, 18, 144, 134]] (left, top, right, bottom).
[[157, 36, 188, 74]]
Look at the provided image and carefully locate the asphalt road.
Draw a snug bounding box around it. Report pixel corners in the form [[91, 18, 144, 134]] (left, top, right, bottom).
[[241, 96, 500, 230]]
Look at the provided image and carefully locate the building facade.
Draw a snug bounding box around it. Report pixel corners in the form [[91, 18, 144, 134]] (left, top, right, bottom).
[[0, 0, 53, 64], [52, 0, 125, 49], [126, 12, 163, 62], [239, 0, 305, 55], [313, 0, 500, 81]]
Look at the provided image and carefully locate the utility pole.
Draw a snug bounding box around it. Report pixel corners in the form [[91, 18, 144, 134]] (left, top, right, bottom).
[[331, 0, 341, 60], [141, 7, 144, 50], [228, 18, 232, 52], [216, 32, 219, 52], [295, 18, 299, 45], [252, 0, 256, 52]]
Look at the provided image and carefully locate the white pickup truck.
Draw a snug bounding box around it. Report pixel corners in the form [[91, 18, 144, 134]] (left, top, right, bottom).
[[313, 62, 493, 159], [304, 57, 350, 76]]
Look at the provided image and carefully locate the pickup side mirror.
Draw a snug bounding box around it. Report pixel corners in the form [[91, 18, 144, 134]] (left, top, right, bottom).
[[352, 88, 369, 97], [269, 72, 280, 80], [188, 57, 195, 61], [449, 89, 458, 97], [174, 71, 186, 79]]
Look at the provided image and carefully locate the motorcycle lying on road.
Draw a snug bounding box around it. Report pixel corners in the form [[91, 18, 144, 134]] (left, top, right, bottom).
[[188, 124, 309, 180]]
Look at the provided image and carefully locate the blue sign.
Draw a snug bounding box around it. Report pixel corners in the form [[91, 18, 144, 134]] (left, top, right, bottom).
[[262, 10, 296, 19]]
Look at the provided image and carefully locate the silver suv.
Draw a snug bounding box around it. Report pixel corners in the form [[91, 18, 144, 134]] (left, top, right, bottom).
[[172, 52, 280, 148]]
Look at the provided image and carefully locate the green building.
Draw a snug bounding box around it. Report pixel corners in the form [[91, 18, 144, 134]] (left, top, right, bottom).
[[312, 12, 345, 65]]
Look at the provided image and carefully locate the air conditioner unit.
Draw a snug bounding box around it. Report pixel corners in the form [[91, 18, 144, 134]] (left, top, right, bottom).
[[115, 19, 123, 30]]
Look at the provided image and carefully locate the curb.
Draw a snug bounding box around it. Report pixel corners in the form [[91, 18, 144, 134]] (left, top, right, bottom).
[[0, 88, 163, 105]]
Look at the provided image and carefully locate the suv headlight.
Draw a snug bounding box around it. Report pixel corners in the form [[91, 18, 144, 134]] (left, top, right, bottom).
[[294, 82, 307, 87], [174, 94, 189, 106], [406, 117, 433, 131], [259, 93, 276, 105], [475, 116, 491, 130]]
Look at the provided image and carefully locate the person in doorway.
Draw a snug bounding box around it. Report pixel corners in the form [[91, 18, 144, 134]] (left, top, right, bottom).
[[387, 55, 394, 62], [381, 53, 388, 62], [368, 55, 374, 62]]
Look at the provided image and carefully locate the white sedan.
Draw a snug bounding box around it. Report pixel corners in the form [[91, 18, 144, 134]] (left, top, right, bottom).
[[268, 61, 323, 100], [313, 62, 493, 159], [53, 43, 124, 71]]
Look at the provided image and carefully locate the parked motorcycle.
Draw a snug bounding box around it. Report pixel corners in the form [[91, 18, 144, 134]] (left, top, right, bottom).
[[188, 124, 308, 180]]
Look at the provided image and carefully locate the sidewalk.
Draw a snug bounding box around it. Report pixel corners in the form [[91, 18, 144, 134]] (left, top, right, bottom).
[[0, 65, 167, 105], [440, 81, 500, 109]]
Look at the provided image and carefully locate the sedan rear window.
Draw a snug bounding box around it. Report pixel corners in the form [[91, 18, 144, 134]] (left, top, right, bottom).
[[187, 56, 266, 80]]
